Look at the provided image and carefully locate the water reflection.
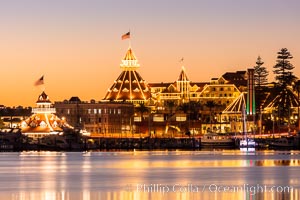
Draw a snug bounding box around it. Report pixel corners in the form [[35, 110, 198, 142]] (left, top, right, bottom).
[[0, 151, 299, 200], [5, 188, 299, 200]]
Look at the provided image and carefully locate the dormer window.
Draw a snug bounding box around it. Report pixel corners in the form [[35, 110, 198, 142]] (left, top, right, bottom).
[[40, 121, 47, 128], [52, 121, 58, 128]]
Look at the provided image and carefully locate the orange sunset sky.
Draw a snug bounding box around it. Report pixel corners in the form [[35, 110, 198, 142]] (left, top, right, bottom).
[[0, 0, 299, 107]]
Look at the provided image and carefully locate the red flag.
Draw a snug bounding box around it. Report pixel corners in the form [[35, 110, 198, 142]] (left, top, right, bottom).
[[121, 32, 130, 40], [34, 75, 44, 86]]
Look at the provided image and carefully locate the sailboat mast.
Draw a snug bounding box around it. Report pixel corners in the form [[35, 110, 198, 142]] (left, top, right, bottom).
[[242, 105, 247, 139]]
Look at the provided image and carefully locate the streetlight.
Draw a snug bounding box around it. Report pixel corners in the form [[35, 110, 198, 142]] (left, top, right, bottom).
[[219, 112, 222, 133]]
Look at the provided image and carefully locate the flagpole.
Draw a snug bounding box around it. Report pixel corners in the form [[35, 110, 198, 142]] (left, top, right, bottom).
[[129, 29, 131, 48], [121, 31, 131, 47], [179, 57, 184, 65], [41, 75, 45, 92], [129, 38, 131, 48], [42, 85, 46, 92]]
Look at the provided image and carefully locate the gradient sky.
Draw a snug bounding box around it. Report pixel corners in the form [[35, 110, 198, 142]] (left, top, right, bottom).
[[1, 0, 299, 107]]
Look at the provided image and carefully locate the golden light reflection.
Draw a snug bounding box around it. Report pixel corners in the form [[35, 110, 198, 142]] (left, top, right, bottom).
[[96, 157, 300, 169], [2, 151, 300, 200], [82, 155, 91, 200], [6, 189, 300, 200]]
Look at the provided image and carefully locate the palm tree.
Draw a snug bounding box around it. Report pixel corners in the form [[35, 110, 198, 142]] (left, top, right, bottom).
[[189, 101, 202, 120], [0, 118, 4, 128], [177, 102, 189, 114], [205, 101, 218, 132], [135, 102, 149, 121], [165, 100, 176, 118]]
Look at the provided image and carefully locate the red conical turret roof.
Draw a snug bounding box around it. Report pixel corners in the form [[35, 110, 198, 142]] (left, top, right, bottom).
[[123, 48, 137, 60], [36, 91, 51, 103], [103, 47, 151, 103]]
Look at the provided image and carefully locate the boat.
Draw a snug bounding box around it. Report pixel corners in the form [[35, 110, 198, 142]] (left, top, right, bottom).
[[240, 147, 256, 152], [239, 138, 258, 148], [269, 137, 294, 148], [239, 106, 257, 149], [0, 143, 14, 150], [257, 141, 269, 148], [201, 133, 235, 147], [39, 135, 69, 149]]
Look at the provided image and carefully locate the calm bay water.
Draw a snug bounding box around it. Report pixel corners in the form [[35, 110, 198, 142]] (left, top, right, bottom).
[[0, 150, 300, 200]]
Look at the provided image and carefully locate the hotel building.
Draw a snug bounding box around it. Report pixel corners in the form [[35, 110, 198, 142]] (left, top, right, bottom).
[[54, 97, 134, 136]]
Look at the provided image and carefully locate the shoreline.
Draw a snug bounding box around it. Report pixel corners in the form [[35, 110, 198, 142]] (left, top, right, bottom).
[[1, 136, 299, 152]]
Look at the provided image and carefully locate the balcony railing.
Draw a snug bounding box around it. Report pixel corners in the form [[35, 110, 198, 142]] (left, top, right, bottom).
[[32, 107, 56, 113]]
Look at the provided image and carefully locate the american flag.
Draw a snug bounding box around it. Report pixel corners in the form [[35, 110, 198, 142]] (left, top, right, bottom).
[[34, 75, 44, 86], [121, 32, 130, 40]]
